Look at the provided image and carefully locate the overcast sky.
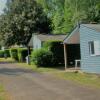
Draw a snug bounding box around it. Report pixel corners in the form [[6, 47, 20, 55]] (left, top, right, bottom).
[[0, 0, 7, 14]]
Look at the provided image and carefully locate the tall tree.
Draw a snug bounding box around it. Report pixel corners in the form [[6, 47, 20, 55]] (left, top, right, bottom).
[[0, 0, 52, 46], [37, 0, 65, 34], [1, 0, 100, 41]]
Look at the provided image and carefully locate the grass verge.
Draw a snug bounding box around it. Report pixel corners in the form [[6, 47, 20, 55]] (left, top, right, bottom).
[[0, 58, 15, 63], [17, 63, 60, 73], [17, 63, 100, 89], [0, 84, 10, 100], [54, 71, 100, 88]]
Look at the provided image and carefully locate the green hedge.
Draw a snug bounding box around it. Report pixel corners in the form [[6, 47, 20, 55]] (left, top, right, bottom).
[[10, 48, 30, 62], [10, 48, 18, 61], [31, 49, 53, 66], [31, 41, 64, 66], [0, 49, 10, 58], [0, 47, 30, 62], [18, 48, 28, 62], [43, 41, 64, 65], [0, 50, 4, 58], [4, 49, 10, 57]]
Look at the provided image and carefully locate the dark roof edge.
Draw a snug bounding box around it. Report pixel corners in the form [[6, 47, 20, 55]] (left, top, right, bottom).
[[33, 33, 67, 35]]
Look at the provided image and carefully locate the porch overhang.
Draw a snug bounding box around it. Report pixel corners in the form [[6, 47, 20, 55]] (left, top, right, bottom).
[[63, 27, 80, 44], [63, 26, 80, 70]]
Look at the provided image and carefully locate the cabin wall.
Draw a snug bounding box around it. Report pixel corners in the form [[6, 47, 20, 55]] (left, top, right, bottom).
[[80, 25, 100, 74], [33, 35, 42, 50]]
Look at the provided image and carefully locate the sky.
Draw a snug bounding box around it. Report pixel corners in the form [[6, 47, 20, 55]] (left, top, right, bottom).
[[0, 0, 7, 15]]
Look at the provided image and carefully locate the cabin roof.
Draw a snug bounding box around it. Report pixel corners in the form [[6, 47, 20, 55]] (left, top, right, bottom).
[[36, 34, 66, 41], [28, 34, 66, 46], [82, 24, 100, 32], [63, 24, 100, 44]]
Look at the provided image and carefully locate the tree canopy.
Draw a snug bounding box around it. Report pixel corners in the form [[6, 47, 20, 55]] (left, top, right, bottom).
[[0, 0, 100, 46], [0, 0, 52, 46], [37, 0, 100, 33]]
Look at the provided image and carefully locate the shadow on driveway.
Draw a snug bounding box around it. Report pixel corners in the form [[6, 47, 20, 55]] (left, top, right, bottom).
[[0, 64, 35, 76]]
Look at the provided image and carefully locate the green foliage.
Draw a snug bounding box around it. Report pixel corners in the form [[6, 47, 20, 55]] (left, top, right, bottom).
[[37, 0, 100, 34], [52, 11, 64, 34], [31, 49, 53, 66], [0, 50, 4, 58], [31, 41, 64, 67], [0, 0, 52, 46], [0, 49, 10, 58], [43, 41, 64, 65], [10, 48, 29, 62], [10, 48, 18, 61], [0, 0, 100, 45], [4, 49, 10, 57], [18, 48, 28, 62], [43, 41, 53, 49]]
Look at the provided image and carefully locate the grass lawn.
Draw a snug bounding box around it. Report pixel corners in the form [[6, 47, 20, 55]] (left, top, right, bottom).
[[0, 84, 5, 100], [0, 58, 15, 63], [0, 84, 10, 100], [17, 62, 60, 72], [17, 63, 100, 89], [54, 72, 100, 88]]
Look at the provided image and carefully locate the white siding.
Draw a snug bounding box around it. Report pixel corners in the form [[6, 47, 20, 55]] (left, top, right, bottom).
[[94, 41, 100, 56], [33, 35, 42, 50]]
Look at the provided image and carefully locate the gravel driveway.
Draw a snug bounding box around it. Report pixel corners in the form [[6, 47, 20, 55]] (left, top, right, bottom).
[[0, 63, 100, 100]]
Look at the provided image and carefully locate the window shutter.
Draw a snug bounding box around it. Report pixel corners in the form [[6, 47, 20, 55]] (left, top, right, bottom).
[[94, 41, 100, 55]]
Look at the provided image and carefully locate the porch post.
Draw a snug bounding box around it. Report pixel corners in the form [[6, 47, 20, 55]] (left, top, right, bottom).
[[64, 44, 67, 70], [27, 46, 31, 65]]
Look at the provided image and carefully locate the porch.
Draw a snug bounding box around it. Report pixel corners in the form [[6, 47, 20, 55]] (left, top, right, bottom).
[[63, 26, 81, 70], [64, 44, 81, 70]]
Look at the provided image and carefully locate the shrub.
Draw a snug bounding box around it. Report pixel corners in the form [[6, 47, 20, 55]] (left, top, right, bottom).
[[18, 48, 28, 62], [43, 41, 64, 65], [10, 48, 18, 61], [31, 49, 53, 66], [0, 49, 10, 58], [0, 50, 4, 58], [10, 47, 32, 62], [4, 49, 10, 57]]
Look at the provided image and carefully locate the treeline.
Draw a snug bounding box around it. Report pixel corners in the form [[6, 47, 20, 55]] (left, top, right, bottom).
[[0, 0, 100, 46], [37, 0, 100, 33], [0, 0, 52, 46]]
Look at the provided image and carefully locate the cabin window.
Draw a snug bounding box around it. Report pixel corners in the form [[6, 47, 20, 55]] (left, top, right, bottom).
[[89, 41, 94, 55], [89, 41, 100, 56]]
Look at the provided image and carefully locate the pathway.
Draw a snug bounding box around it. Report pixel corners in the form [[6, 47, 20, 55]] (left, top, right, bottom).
[[0, 63, 100, 100]]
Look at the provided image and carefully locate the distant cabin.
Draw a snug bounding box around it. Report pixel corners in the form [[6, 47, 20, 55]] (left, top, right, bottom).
[[28, 34, 66, 50], [64, 24, 100, 74]]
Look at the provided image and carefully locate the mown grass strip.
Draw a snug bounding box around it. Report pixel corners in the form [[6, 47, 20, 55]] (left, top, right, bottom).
[[53, 72, 100, 88], [0, 84, 10, 100], [17, 63, 100, 88], [0, 58, 15, 63]]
